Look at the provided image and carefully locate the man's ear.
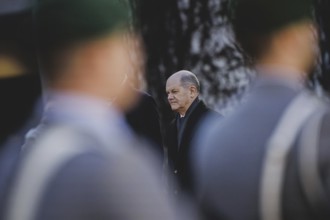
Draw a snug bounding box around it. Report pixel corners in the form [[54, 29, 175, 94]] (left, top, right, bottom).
[[190, 85, 197, 97]]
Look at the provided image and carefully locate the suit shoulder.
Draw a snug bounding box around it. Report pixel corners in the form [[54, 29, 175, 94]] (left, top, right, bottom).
[[196, 101, 221, 118]]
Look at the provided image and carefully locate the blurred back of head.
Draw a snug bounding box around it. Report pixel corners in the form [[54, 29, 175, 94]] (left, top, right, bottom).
[[34, 0, 141, 111], [34, 0, 130, 78], [228, 0, 315, 66]]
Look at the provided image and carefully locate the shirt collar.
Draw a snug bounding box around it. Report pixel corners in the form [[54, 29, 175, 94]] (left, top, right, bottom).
[[178, 97, 200, 119]]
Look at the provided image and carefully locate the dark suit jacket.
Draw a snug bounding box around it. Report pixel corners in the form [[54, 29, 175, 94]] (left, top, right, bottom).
[[125, 92, 163, 159], [165, 99, 220, 194], [0, 73, 41, 146]]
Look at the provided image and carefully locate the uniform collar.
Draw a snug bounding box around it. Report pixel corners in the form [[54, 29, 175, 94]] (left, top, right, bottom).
[[38, 90, 133, 145], [253, 65, 306, 92]]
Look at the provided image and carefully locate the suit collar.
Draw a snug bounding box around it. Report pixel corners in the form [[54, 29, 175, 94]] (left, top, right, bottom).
[[176, 97, 200, 120]]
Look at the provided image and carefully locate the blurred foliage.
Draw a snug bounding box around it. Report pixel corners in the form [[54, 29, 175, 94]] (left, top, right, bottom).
[[130, 0, 330, 126], [130, 0, 253, 125]]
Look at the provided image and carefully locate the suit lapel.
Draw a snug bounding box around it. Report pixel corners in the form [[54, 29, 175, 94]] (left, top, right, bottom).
[[177, 101, 208, 155]]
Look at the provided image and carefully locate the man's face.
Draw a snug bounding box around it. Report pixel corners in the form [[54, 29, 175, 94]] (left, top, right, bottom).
[[166, 77, 192, 115]]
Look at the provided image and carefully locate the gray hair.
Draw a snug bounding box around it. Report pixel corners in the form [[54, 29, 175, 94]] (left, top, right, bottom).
[[180, 72, 200, 92]]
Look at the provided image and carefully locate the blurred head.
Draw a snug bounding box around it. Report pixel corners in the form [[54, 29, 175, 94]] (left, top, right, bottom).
[[229, 0, 318, 73], [166, 70, 200, 116], [34, 0, 142, 111], [0, 0, 37, 78]]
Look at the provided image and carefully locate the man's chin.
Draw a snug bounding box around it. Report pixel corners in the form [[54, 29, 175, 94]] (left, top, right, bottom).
[[170, 105, 178, 111]]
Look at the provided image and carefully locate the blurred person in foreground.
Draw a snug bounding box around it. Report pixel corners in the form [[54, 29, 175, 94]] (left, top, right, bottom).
[[164, 70, 220, 197], [0, 0, 41, 147], [120, 38, 164, 160], [0, 0, 41, 207], [194, 0, 330, 219], [107, 32, 164, 168], [1, 0, 177, 220]]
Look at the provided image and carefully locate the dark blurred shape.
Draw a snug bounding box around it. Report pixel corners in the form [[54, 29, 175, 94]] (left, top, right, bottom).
[[0, 0, 41, 212], [125, 91, 164, 160], [0, 0, 33, 15], [0, 74, 40, 145], [229, 0, 313, 59], [229, 0, 313, 33], [0, 7, 40, 146], [35, 0, 130, 50]]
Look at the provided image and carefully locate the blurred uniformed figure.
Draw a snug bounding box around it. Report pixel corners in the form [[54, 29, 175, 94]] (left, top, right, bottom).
[[194, 0, 330, 220], [1, 0, 177, 220], [0, 0, 41, 210], [0, 0, 41, 147]]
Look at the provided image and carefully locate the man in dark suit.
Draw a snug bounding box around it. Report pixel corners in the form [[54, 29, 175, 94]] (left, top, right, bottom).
[[165, 70, 220, 195], [1, 1, 178, 220], [194, 0, 330, 220]]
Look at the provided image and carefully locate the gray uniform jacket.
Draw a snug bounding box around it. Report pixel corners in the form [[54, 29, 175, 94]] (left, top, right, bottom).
[[2, 91, 176, 220], [194, 72, 330, 220]]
